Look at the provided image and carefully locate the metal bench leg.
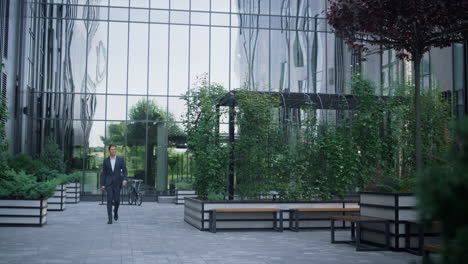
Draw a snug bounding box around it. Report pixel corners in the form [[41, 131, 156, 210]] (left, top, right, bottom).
[[273, 212, 277, 231], [280, 211, 284, 232], [290, 210, 298, 232], [351, 222, 355, 241], [356, 221, 361, 251], [418, 223, 424, 256], [210, 211, 217, 233], [295, 210, 300, 231], [385, 221, 390, 250], [331, 219, 336, 243]]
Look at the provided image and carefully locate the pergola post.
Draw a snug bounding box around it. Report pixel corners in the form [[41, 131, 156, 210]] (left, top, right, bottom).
[[228, 102, 235, 200]]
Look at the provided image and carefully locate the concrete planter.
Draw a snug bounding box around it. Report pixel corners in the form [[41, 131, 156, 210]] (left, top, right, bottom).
[[48, 184, 67, 211], [175, 190, 196, 205], [157, 195, 175, 204], [65, 182, 80, 204], [359, 192, 421, 250], [0, 199, 48, 226], [184, 197, 359, 231]]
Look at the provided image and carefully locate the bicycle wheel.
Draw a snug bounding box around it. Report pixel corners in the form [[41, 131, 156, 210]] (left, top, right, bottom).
[[136, 192, 143, 206], [128, 190, 134, 205]]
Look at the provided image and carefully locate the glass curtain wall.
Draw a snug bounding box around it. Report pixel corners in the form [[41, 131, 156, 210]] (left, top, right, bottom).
[[21, 0, 360, 194]]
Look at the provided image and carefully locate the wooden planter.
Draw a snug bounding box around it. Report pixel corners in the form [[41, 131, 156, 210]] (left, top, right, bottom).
[[175, 190, 196, 205], [48, 184, 67, 211], [359, 192, 421, 250], [184, 197, 359, 231], [65, 182, 80, 204], [0, 199, 48, 226]]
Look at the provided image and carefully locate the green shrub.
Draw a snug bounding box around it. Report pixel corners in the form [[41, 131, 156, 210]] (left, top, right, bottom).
[[56, 172, 81, 184], [418, 118, 468, 264], [34, 167, 60, 182], [8, 153, 46, 175], [0, 170, 58, 199], [206, 191, 224, 201], [182, 77, 228, 199], [175, 179, 193, 190], [40, 141, 66, 173]]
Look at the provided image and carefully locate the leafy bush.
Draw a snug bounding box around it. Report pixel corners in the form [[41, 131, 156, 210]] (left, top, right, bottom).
[[418, 118, 468, 264], [34, 168, 60, 182], [174, 179, 194, 190], [8, 153, 46, 175], [0, 170, 58, 199], [0, 100, 9, 172], [206, 191, 224, 201], [56, 172, 81, 184], [183, 76, 228, 199], [39, 141, 66, 173]]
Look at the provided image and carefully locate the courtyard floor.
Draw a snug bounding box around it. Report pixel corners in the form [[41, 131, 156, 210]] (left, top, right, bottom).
[[0, 202, 420, 264]]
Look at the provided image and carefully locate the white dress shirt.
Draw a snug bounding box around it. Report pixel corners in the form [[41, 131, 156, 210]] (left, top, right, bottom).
[[110, 156, 116, 172]]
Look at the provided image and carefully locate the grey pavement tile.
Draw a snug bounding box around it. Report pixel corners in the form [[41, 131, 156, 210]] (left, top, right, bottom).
[[0, 202, 420, 264]]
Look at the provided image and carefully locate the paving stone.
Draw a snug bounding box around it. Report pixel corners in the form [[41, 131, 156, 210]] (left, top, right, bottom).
[[0, 202, 419, 264]]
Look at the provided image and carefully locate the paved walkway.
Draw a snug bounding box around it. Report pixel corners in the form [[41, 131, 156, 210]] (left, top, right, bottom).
[[0, 202, 419, 264]]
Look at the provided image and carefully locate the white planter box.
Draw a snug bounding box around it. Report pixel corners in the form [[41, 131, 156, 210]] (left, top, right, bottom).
[[48, 184, 67, 211], [184, 198, 359, 231], [175, 190, 196, 205], [65, 182, 80, 204], [0, 199, 48, 226], [359, 192, 425, 250]]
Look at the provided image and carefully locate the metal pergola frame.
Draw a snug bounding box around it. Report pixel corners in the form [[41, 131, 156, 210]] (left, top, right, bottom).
[[217, 90, 389, 200]]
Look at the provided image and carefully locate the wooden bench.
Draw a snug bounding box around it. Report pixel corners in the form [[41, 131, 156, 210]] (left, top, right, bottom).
[[331, 215, 390, 251], [423, 244, 442, 262], [208, 208, 283, 233], [404, 220, 442, 255], [289, 207, 360, 231]]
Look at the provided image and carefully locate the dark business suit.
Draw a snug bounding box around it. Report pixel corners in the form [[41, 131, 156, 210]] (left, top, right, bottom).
[[101, 156, 128, 220]]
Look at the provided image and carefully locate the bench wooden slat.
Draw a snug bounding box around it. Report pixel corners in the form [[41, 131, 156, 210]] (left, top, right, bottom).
[[331, 215, 385, 221], [424, 244, 442, 253], [295, 208, 360, 212], [213, 208, 280, 213]]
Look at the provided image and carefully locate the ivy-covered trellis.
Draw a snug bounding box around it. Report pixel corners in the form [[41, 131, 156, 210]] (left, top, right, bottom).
[[184, 74, 450, 201]]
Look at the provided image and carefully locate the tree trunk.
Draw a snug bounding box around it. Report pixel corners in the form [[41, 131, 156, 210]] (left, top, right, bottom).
[[413, 54, 423, 173]]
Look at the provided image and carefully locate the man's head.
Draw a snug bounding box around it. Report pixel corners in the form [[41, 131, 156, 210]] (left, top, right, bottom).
[[108, 144, 117, 157]]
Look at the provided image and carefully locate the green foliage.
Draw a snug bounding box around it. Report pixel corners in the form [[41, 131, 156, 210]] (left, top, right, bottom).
[[8, 153, 46, 174], [101, 99, 184, 147], [57, 171, 81, 184], [0, 170, 58, 199], [40, 141, 66, 173], [353, 76, 450, 193], [417, 118, 468, 264], [0, 98, 9, 172], [182, 73, 450, 201], [183, 75, 228, 199], [235, 91, 282, 199], [34, 167, 60, 182], [206, 191, 224, 201], [173, 178, 193, 190]]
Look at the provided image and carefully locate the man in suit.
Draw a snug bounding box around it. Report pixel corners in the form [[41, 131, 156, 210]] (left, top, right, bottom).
[[101, 144, 128, 224]]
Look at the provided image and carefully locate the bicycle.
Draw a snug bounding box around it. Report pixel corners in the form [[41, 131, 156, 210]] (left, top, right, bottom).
[[127, 179, 143, 206]]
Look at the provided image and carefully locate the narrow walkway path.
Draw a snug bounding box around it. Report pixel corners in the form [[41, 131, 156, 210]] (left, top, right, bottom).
[[0, 202, 419, 264]]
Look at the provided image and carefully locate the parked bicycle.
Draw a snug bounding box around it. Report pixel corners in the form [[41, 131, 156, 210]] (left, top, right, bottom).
[[127, 179, 143, 206]]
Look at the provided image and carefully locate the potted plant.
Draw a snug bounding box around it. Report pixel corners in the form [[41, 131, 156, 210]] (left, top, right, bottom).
[[0, 170, 58, 226]]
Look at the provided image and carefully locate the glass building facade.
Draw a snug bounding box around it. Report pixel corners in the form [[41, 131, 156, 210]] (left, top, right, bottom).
[[1, 0, 467, 195]]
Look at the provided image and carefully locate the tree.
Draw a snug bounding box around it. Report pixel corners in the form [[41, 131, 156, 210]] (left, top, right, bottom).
[[327, 0, 468, 172], [101, 99, 184, 187]]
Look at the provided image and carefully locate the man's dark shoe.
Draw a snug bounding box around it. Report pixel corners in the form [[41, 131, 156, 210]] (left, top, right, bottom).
[[114, 212, 118, 221], [107, 219, 112, 224]]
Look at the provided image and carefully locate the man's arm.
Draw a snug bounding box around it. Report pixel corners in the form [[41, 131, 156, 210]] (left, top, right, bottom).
[[121, 157, 128, 182], [100, 159, 106, 189]]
